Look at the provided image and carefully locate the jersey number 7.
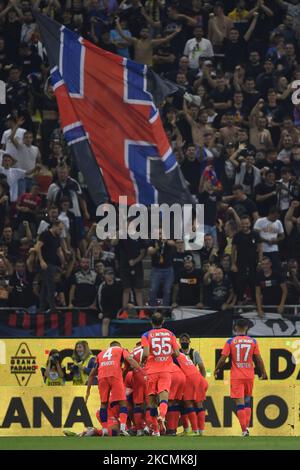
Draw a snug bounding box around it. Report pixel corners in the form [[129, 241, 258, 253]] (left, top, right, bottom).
[[235, 344, 251, 362]]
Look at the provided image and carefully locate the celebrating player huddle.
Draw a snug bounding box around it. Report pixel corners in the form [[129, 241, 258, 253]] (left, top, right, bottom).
[[84, 314, 267, 437]]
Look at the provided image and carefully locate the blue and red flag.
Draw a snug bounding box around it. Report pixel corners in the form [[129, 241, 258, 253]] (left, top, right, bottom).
[[35, 13, 193, 206]]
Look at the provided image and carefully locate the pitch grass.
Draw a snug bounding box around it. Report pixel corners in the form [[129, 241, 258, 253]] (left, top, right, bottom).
[[0, 437, 299, 450]]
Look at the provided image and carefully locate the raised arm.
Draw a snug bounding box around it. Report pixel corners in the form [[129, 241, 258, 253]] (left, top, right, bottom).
[[244, 12, 259, 42], [116, 17, 137, 45], [258, 0, 274, 17], [140, 4, 161, 29], [208, 14, 224, 43], [284, 201, 299, 235], [151, 25, 181, 46]]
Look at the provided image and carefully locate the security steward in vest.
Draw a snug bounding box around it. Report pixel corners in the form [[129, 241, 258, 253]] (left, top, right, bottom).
[[179, 333, 206, 377]]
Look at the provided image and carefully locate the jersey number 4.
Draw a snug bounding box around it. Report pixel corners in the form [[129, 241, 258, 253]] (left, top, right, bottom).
[[235, 344, 251, 362], [103, 348, 113, 360], [151, 337, 172, 356]]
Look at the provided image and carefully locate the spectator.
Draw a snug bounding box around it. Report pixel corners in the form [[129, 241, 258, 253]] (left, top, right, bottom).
[[198, 172, 221, 245], [172, 239, 190, 280], [204, 265, 236, 311], [225, 184, 259, 221], [47, 164, 89, 249], [36, 220, 65, 311], [9, 258, 37, 310], [1, 114, 26, 160], [277, 167, 294, 216], [70, 340, 96, 385], [113, 232, 146, 320], [10, 123, 41, 191], [284, 200, 300, 265], [183, 25, 214, 70], [0, 225, 23, 263], [110, 17, 132, 58], [172, 255, 203, 309], [232, 215, 263, 303], [208, 1, 234, 52], [148, 230, 175, 311], [97, 267, 123, 336], [199, 233, 218, 267], [0, 181, 9, 233], [0, 153, 30, 203], [255, 256, 287, 317], [179, 144, 202, 196], [234, 150, 261, 198], [0, 255, 12, 308], [254, 206, 285, 272], [16, 184, 42, 235], [255, 169, 278, 217], [116, 18, 181, 67], [68, 257, 97, 309], [285, 259, 300, 306]]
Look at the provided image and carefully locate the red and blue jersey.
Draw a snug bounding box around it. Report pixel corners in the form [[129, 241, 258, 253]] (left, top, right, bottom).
[[222, 335, 260, 380], [141, 328, 179, 373]]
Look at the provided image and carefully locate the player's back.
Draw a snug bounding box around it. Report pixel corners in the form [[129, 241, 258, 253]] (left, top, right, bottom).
[[141, 327, 179, 373], [97, 346, 127, 380], [176, 352, 199, 377], [223, 335, 259, 380], [130, 345, 143, 365]]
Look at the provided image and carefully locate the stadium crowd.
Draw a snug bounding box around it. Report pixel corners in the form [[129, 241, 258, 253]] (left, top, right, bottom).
[[0, 0, 300, 333]]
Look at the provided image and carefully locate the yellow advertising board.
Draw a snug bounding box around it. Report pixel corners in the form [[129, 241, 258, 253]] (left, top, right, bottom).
[[0, 338, 300, 387], [0, 338, 299, 436], [0, 385, 298, 436]]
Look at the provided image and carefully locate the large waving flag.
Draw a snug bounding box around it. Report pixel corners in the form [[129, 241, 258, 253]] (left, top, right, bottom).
[[35, 13, 193, 206]]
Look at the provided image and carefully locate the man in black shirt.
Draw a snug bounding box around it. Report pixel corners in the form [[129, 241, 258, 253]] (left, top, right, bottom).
[[0, 256, 11, 308], [172, 255, 203, 308], [97, 268, 123, 337], [199, 234, 219, 267], [148, 231, 175, 309], [222, 15, 258, 72], [0, 226, 21, 263], [113, 236, 146, 319], [36, 220, 65, 311], [9, 259, 37, 309], [204, 266, 236, 310], [285, 200, 300, 265], [180, 145, 202, 195], [226, 184, 259, 221], [232, 215, 263, 302], [255, 256, 287, 317], [172, 239, 190, 279], [69, 257, 97, 309], [254, 169, 278, 216], [245, 51, 264, 79], [209, 76, 233, 117], [256, 59, 276, 99]]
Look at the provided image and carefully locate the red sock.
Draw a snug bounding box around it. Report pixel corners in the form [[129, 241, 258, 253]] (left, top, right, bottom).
[[245, 407, 251, 428], [188, 411, 198, 432], [173, 410, 180, 430], [197, 410, 206, 431], [151, 416, 159, 432], [145, 409, 152, 428], [237, 408, 247, 432], [166, 408, 178, 431], [134, 412, 144, 430], [119, 412, 127, 426], [181, 413, 189, 429], [159, 401, 168, 419]]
